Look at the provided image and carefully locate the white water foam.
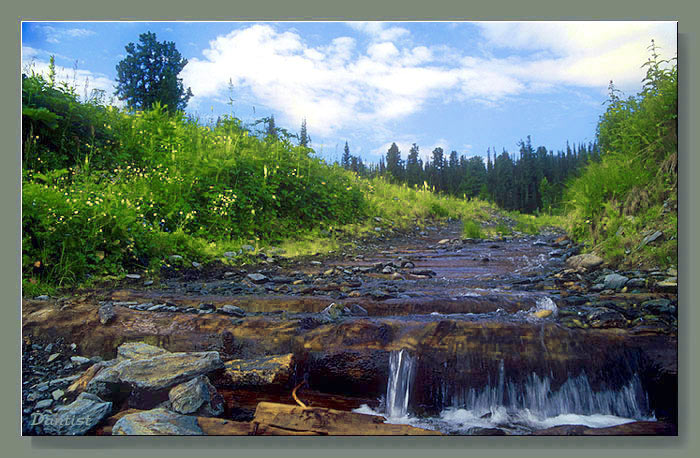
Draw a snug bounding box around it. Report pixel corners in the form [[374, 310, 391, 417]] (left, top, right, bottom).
[[353, 354, 654, 435]]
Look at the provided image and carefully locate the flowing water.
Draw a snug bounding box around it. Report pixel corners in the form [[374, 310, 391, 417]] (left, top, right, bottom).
[[355, 349, 655, 435]]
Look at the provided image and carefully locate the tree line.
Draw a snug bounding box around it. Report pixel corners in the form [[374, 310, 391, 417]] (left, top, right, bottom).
[[336, 136, 599, 214]]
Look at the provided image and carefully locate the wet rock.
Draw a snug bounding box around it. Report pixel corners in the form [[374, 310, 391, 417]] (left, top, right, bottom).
[[223, 353, 294, 387], [626, 278, 646, 289], [533, 421, 676, 436], [246, 273, 269, 284], [98, 303, 116, 325], [348, 304, 368, 316], [198, 303, 216, 312], [469, 427, 506, 436], [113, 351, 223, 392], [562, 295, 589, 306], [586, 308, 628, 329], [603, 273, 629, 291], [320, 302, 345, 321], [641, 299, 675, 316], [566, 254, 604, 271], [168, 375, 223, 417], [253, 402, 440, 435], [655, 278, 677, 293], [112, 408, 203, 435], [218, 305, 246, 317], [41, 392, 112, 436]]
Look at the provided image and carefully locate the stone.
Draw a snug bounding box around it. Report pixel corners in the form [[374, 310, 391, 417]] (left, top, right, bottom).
[[241, 244, 255, 252], [566, 254, 604, 271], [641, 299, 675, 316], [168, 255, 183, 262], [35, 295, 50, 301], [168, 375, 224, 417], [656, 278, 677, 292], [125, 274, 141, 279], [116, 342, 168, 361], [192, 262, 201, 268], [437, 239, 450, 245], [47, 353, 60, 363], [246, 273, 269, 284], [143, 280, 154, 286], [42, 392, 112, 435], [112, 408, 203, 435], [51, 389, 65, 400], [603, 273, 629, 291], [348, 304, 368, 316], [70, 356, 91, 366], [320, 302, 345, 320], [224, 353, 294, 387], [223, 251, 236, 258], [98, 303, 116, 325], [107, 351, 224, 392], [34, 399, 53, 410], [198, 303, 216, 312], [586, 308, 628, 329], [640, 230, 663, 247], [218, 305, 246, 317]]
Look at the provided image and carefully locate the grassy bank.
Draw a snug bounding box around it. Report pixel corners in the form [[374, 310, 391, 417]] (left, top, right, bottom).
[[22, 71, 504, 297], [563, 47, 677, 269]]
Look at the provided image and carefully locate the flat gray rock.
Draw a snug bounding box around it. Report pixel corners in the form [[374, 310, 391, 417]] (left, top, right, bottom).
[[42, 392, 112, 435], [112, 408, 203, 435]]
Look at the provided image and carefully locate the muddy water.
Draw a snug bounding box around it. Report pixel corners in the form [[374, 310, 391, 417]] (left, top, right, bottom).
[[22, 222, 677, 435]]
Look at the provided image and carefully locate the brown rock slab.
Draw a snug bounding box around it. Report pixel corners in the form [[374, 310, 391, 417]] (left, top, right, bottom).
[[533, 421, 676, 436], [252, 402, 441, 435], [224, 353, 294, 387]]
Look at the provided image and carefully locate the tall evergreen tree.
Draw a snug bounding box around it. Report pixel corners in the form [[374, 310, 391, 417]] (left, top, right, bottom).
[[299, 118, 309, 147], [341, 141, 351, 169], [115, 31, 193, 113]]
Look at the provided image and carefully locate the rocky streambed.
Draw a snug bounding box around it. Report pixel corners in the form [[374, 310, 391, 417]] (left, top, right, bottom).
[[22, 220, 678, 435]]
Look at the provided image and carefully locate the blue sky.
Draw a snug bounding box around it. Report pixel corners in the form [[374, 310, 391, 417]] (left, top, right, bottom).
[[21, 21, 677, 164]]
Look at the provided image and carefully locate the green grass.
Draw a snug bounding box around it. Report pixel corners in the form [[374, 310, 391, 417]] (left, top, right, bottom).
[[462, 219, 484, 239]]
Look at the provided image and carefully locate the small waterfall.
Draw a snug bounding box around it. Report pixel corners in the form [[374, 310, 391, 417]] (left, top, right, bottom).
[[386, 349, 416, 418], [441, 364, 652, 422]]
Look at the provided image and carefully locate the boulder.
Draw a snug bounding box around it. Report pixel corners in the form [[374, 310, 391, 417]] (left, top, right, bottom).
[[42, 392, 112, 435], [218, 304, 246, 317], [98, 303, 116, 325], [168, 375, 224, 417], [566, 254, 604, 271], [603, 273, 629, 291], [586, 308, 628, 329], [112, 408, 203, 435]]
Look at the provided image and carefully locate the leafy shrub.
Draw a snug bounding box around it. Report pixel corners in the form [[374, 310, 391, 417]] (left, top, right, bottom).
[[462, 219, 484, 239]]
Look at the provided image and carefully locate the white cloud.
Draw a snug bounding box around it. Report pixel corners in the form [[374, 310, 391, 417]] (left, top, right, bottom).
[[347, 22, 410, 41], [31, 24, 95, 44], [181, 22, 675, 140], [477, 21, 677, 91]]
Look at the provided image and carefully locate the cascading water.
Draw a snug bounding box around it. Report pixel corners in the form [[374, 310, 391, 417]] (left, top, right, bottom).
[[385, 349, 416, 419], [355, 356, 655, 434]]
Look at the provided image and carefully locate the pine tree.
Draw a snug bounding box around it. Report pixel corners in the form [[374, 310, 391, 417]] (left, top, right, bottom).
[[299, 118, 309, 147], [341, 141, 351, 169]]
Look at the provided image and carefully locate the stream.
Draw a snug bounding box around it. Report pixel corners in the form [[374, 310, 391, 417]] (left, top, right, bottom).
[[22, 220, 678, 435]]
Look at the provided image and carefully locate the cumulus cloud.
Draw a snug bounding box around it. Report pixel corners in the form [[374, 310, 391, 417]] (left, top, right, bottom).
[[180, 22, 675, 140]]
